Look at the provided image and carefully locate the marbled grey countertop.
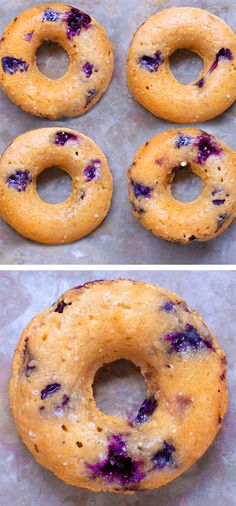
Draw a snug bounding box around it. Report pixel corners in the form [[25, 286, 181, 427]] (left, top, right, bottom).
[[0, 0, 236, 264], [0, 270, 235, 505]]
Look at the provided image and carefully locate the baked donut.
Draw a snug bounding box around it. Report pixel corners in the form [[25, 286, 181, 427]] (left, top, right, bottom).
[[128, 128, 236, 244], [0, 128, 113, 244], [127, 8, 236, 123], [10, 279, 228, 493], [0, 3, 114, 119]]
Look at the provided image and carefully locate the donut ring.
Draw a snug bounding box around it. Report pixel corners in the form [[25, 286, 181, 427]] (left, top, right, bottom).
[[0, 3, 114, 119], [10, 279, 227, 493], [0, 128, 113, 244], [127, 8, 236, 123], [128, 129, 236, 244]]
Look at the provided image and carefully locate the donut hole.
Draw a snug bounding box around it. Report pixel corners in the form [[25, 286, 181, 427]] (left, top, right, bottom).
[[37, 166, 72, 204], [36, 41, 69, 79], [170, 49, 204, 85], [93, 359, 147, 418], [172, 166, 203, 202]]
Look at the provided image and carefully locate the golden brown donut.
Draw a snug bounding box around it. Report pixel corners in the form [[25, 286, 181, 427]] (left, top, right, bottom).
[[127, 8, 236, 123], [10, 279, 228, 493]]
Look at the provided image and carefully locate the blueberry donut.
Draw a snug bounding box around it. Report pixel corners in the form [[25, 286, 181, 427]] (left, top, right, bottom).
[[127, 8, 236, 123], [10, 279, 227, 492], [128, 129, 236, 244], [0, 128, 113, 244], [0, 3, 114, 119]]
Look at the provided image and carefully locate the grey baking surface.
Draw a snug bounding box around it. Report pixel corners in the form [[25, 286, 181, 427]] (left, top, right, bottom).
[[0, 0, 236, 264], [0, 270, 236, 505]]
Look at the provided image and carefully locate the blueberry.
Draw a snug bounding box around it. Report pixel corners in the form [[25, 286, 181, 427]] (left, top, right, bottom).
[[54, 300, 72, 314], [85, 88, 96, 106], [132, 181, 153, 199], [24, 31, 34, 42], [2, 56, 29, 74], [195, 134, 222, 164], [131, 396, 157, 425], [195, 77, 204, 88], [152, 442, 175, 469], [139, 51, 163, 72], [165, 324, 212, 353], [7, 170, 32, 192], [162, 301, 176, 312], [64, 7, 91, 39], [54, 131, 79, 146], [84, 160, 101, 181], [88, 434, 144, 487], [210, 48, 233, 73], [216, 213, 228, 231], [82, 62, 94, 78], [176, 135, 192, 149], [42, 8, 60, 22], [212, 199, 225, 205], [41, 383, 61, 400], [55, 394, 70, 412]]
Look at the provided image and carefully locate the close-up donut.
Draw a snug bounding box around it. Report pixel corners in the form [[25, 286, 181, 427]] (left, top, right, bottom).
[[0, 3, 114, 119], [128, 128, 236, 244], [10, 279, 228, 493], [0, 127, 113, 244], [127, 7, 236, 123]]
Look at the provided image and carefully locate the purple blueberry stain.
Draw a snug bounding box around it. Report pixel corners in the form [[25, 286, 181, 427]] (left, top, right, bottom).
[[54, 131, 79, 146], [42, 8, 60, 22], [176, 135, 192, 149], [64, 7, 91, 39], [54, 300, 72, 314], [82, 62, 94, 78], [84, 159, 101, 182], [2, 56, 29, 74], [139, 50, 163, 72], [165, 324, 212, 353], [162, 301, 176, 312], [24, 31, 34, 42], [132, 181, 153, 199], [23, 338, 36, 377], [209, 48, 233, 73], [212, 199, 225, 205], [195, 77, 204, 88], [55, 394, 70, 415], [130, 396, 157, 425], [195, 134, 222, 164], [216, 213, 228, 231], [188, 235, 197, 242], [85, 88, 96, 106], [88, 434, 144, 487], [41, 383, 61, 400], [152, 441, 176, 470], [7, 170, 32, 192]]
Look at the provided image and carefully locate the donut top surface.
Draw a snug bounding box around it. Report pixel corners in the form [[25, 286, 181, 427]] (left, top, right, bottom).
[[127, 8, 236, 123], [10, 280, 227, 492], [0, 3, 114, 118]]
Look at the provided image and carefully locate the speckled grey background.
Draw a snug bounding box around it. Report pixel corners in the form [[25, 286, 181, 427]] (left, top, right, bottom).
[[0, 0, 236, 264], [0, 270, 235, 505]]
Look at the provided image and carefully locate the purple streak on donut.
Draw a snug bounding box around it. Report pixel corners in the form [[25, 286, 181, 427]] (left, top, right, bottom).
[[131, 396, 157, 425], [212, 188, 224, 196], [41, 383, 61, 400], [54, 131, 79, 145], [23, 338, 36, 377], [212, 199, 226, 205], [82, 61, 94, 78], [162, 301, 176, 312], [85, 88, 96, 106], [24, 31, 34, 42], [42, 8, 60, 22], [55, 394, 70, 413], [152, 442, 175, 470], [55, 300, 72, 314], [165, 324, 213, 353], [64, 7, 91, 39], [195, 134, 222, 164], [2, 56, 29, 74], [88, 434, 144, 487], [177, 301, 190, 312], [132, 181, 153, 199], [209, 48, 233, 73], [139, 50, 163, 72], [84, 160, 101, 181], [176, 135, 192, 149], [216, 213, 228, 231], [7, 170, 32, 192]]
